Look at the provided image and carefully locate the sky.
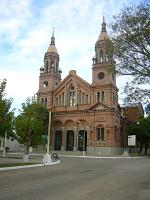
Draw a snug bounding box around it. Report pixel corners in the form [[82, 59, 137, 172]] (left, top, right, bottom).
[[0, 0, 146, 113]]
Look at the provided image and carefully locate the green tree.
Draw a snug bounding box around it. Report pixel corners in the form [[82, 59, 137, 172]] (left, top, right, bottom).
[[128, 117, 150, 155], [15, 97, 49, 156], [145, 103, 150, 116], [111, 3, 150, 104], [0, 79, 15, 139]]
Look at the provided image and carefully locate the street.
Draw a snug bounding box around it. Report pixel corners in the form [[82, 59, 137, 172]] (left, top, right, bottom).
[[0, 157, 150, 200]]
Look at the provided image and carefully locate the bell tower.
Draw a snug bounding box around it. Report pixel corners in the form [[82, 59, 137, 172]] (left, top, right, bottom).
[[37, 30, 62, 108], [92, 17, 118, 108]]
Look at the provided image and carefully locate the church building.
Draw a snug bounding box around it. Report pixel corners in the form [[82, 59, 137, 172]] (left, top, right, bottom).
[[37, 18, 127, 155]]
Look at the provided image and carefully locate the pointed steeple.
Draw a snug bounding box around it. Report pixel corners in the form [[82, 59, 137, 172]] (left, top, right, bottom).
[[47, 29, 58, 53], [101, 16, 107, 32], [50, 28, 55, 45], [97, 17, 109, 41]]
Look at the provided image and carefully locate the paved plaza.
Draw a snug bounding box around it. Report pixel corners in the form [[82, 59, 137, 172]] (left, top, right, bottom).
[[0, 155, 150, 200]]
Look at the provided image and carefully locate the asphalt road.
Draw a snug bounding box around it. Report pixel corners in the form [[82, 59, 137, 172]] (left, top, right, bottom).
[[0, 157, 150, 200]]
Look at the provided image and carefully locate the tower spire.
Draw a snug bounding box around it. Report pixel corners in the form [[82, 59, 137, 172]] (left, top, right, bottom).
[[101, 16, 107, 32], [47, 28, 57, 53], [97, 17, 109, 41], [50, 28, 55, 45]]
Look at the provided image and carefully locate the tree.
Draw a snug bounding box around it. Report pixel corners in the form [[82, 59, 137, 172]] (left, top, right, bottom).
[[15, 97, 49, 157], [111, 3, 150, 104], [0, 79, 15, 139], [123, 82, 150, 105], [128, 117, 150, 155], [145, 103, 150, 116]]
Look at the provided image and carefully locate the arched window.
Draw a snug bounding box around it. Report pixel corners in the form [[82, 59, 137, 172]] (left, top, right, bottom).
[[96, 126, 104, 141], [105, 54, 109, 61], [61, 93, 64, 106], [56, 63, 58, 73], [100, 49, 103, 62], [68, 84, 76, 106], [51, 61, 55, 67], [86, 94, 88, 104], [101, 91, 104, 102], [45, 98, 47, 107], [82, 93, 85, 104], [97, 92, 100, 102], [45, 61, 49, 72], [56, 98, 58, 106], [41, 98, 44, 106], [78, 90, 81, 105]]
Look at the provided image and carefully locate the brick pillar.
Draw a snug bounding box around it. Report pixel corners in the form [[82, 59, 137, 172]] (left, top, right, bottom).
[[61, 127, 65, 151], [73, 128, 78, 151]]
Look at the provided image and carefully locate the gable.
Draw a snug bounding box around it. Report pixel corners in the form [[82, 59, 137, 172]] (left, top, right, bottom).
[[53, 70, 90, 96]]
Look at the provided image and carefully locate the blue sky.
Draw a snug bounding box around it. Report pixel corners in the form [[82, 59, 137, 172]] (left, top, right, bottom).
[[0, 0, 145, 112]]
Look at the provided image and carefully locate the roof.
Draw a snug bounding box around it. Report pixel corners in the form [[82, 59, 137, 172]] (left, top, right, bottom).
[[122, 103, 144, 123], [97, 31, 109, 41], [47, 44, 58, 53]]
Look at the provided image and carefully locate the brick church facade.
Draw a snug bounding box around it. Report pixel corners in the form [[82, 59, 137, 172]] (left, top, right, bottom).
[[37, 18, 127, 155]]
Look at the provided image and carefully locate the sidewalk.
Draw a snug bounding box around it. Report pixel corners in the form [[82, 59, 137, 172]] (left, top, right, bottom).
[[0, 152, 60, 171], [7, 151, 146, 159]]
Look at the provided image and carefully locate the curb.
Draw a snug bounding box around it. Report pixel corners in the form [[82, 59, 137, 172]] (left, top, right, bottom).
[[0, 160, 60, 171], [8, 153, 146, 159], [59, 155, 145, 159]]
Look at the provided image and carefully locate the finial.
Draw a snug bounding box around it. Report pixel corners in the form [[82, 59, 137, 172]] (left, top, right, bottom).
[[52, 27, 54, 37], [103, 16, 105, 23], [101, 16, 107, 32]]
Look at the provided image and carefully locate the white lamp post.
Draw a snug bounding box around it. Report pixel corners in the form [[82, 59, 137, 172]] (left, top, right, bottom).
[[43, 110, 52, 164]]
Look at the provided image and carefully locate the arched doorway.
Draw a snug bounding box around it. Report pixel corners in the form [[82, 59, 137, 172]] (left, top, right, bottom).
[[54, 130, 62, 151], [78, 130, 87, 151], [66, 130, 74, 151]]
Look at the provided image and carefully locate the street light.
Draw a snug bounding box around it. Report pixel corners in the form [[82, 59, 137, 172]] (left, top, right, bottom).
[[77, 121, 85, 156], [43, 110, 52, 164]]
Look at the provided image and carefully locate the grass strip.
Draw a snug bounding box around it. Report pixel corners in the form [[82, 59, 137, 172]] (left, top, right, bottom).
[[0, 163, 39, 168]]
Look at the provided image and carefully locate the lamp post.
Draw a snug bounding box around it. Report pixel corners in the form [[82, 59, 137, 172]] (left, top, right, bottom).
[[43, 110, 52, 164], [47, 110, 51, 154], [77, 121, 85, 156]]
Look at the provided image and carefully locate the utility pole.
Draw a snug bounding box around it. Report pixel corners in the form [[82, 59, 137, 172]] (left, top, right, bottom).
[[47, 110, 51, 154], [43, 110, 52, 164]]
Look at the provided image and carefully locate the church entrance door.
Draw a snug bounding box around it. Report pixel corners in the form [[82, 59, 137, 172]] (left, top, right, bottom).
[[66, 130, 74, 151], [54, 130, 62, 151], [78, 130, 87, 151]]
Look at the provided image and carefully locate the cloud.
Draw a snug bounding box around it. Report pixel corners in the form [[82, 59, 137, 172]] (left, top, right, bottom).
[[0, 0, 32, 44], [1, 68, 39, 110], [0, 0, 144, 112]]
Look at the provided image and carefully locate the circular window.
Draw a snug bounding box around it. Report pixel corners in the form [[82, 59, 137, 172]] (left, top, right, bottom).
[[98, 72, 105, 80], [43, 81, 48, 88]]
